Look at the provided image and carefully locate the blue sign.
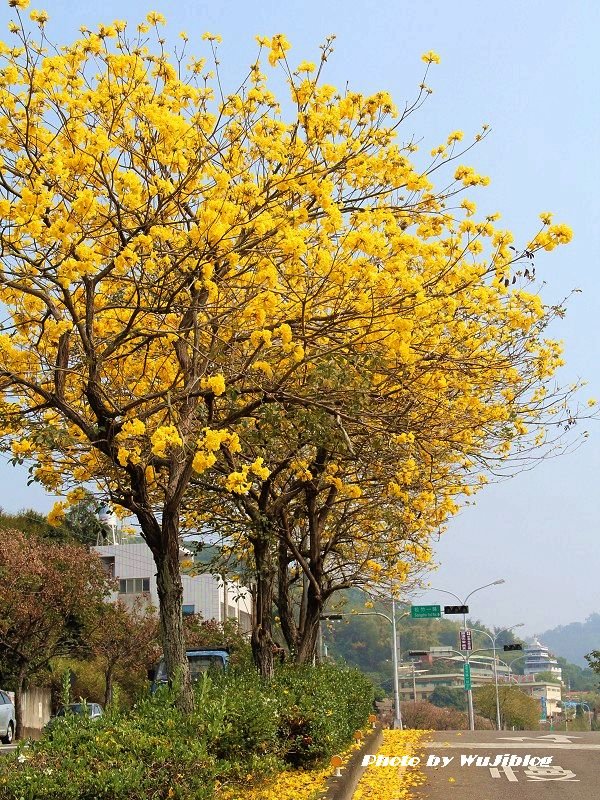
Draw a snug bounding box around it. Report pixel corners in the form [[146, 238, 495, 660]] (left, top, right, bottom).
[[540, 696, 547, 720]]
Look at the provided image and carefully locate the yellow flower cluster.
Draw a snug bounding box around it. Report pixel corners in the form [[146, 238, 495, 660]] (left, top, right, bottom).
[[120, 418, 146, 437], [11, 438, 34, 457], [224, 457, 270, 494], [192, 428, 245, 476], [150, 426, 183, 458], [47, 500, 67, 527], [454, 164, 490, 187], [200, 373, 226, 396]]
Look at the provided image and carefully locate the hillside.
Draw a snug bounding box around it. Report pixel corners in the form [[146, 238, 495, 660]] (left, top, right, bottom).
[[539, 614, 600, 668]]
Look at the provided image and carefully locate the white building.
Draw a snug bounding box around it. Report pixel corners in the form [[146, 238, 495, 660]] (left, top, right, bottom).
[[93, 540, 253, 632], [524, 637, 562, 680]]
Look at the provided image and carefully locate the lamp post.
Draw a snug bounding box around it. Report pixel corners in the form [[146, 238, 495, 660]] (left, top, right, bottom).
[[495, 656, 519, 683], [428, 648, 506, 729], [470, 624, 524, 730], [426, 580, 505, 731], [321, 605, 409, 730]]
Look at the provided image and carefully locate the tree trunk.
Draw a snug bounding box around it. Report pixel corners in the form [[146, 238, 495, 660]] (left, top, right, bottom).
[[277, 533, 298, 658], [294, 489, 326, 663], [154, 511, 193, 712], [104, 663, 114, 708], [294, 584, 323, 663], [14, 665, 26, 740], [251, 535, 275, 679]]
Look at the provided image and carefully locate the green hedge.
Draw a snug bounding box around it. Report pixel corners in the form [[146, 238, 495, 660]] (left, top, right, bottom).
[[0, 664, 373, 800]]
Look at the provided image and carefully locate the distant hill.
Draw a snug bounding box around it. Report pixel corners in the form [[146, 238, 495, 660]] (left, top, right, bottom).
[[539, 614, 600, 668]]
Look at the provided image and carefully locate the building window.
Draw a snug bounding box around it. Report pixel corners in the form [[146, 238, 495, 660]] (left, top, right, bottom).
[[100, 556, 115, 578], [119, 577, 150, 594], [182, 604, 195, 616]]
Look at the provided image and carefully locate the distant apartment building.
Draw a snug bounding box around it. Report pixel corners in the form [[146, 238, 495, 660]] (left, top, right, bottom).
[[398, 656, 511, 702], [93, 539, 253, 632], [507, 673, 562, 718]]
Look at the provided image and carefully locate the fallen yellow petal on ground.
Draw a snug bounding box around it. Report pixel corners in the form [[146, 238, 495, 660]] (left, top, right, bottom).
[[219, 739, 362, 800], [353, 729, 429, 800]]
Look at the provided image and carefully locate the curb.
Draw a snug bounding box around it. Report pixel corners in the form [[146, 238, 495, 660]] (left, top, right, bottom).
[[322, 726, 384, 800]]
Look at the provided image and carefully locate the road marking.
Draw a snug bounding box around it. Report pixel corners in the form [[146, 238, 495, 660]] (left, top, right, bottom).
[[498, 734, 582, 743], [423, 742, 600, 750]]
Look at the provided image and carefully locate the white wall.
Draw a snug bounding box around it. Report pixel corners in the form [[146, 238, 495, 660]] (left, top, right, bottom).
[[93, 542, 252, 627]]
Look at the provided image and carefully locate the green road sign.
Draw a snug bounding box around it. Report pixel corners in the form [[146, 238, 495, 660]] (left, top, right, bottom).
[[463, 662, 472, 690], [410, 604, 441, 619]]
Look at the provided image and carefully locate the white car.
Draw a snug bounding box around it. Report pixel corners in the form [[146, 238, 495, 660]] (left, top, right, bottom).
[[0, 691, 15, 744]]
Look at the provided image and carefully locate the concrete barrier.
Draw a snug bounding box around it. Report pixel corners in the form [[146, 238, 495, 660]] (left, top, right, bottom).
[[322, 726, 384, 800]]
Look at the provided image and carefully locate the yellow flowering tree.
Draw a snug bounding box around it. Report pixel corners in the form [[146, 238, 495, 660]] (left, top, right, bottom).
[[0, 8, 585, 683]]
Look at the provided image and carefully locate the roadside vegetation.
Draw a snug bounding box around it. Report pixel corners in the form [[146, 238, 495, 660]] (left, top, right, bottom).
[[0, 664, 373, 800]]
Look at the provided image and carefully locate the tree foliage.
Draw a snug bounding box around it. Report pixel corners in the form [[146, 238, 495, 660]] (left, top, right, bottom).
[[0, 529, 110, 736], [0, 11, 587, 683], [429, 686, 467, 711], [90, 599, 159, 706], [474, 684, 540, 730]]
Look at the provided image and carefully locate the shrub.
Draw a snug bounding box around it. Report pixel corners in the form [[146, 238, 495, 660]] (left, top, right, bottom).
[[400, 701, 494, 731], [0, 664, 373, 799], [272, 664, 374, 765]]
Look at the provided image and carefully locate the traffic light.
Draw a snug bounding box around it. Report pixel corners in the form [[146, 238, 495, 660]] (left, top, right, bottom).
[[503, 643, 523, 651], [320, 614, 343, 621], [444, 605, 469, 614]]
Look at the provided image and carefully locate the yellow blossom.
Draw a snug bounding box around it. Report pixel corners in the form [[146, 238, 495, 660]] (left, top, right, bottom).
[[150, 426, 183, 458], [146, 11, 166, 25], [201, 374, 226, 396], [202, 31, 222, 43], [29, 9, 48, 23], [47, 501, 67, 526]]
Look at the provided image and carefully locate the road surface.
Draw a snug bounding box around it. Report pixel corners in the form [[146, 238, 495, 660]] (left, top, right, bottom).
[[414, 729, 600, 799]]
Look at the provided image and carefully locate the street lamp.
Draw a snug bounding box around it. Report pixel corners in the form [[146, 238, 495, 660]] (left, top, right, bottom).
[[470, 624, 524, 730], [428, 648, 508, 728], [495, 656, 519, 683], [321, 605, 409, 730], [425, 579, 505, 730]]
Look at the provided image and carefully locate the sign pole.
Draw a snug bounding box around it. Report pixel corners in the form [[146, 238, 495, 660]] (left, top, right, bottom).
[[391, 596, 403, 730]]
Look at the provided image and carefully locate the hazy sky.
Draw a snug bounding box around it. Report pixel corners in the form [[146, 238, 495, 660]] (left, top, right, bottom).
[[0, 0, 598, 636]]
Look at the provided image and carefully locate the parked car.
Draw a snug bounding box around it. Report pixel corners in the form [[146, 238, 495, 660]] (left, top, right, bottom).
[[54, 702, 103, 720], [148, 648, 229, 692], [45, 702, 103, 731], [0, 690, 15, 744]]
